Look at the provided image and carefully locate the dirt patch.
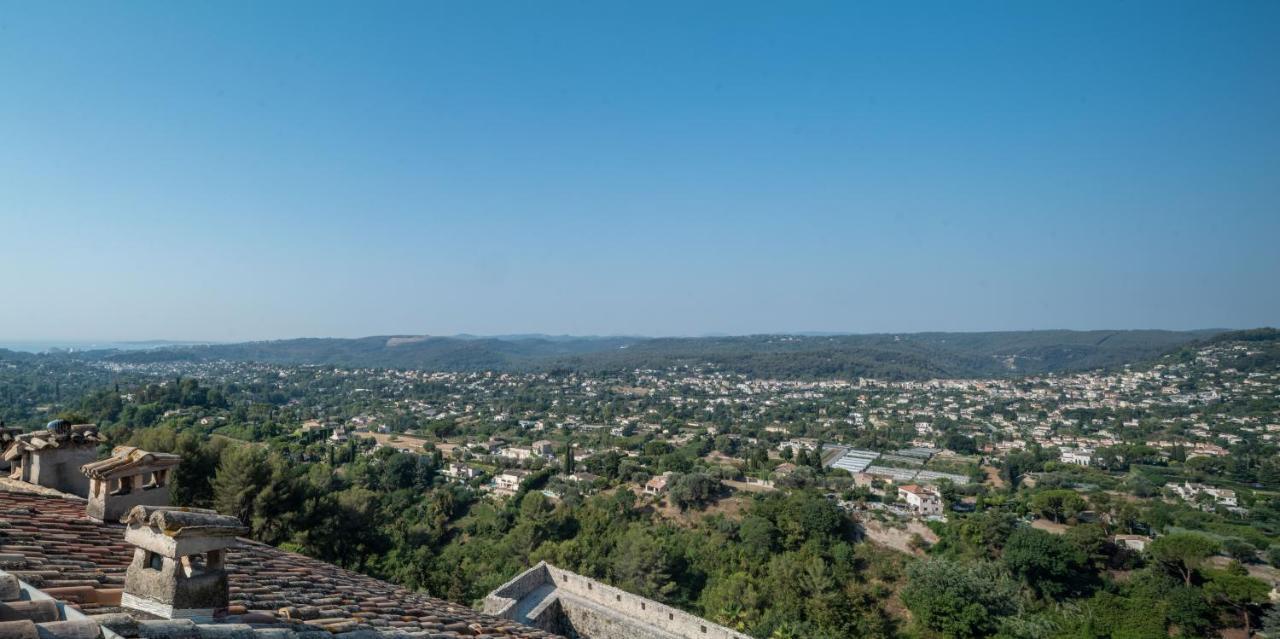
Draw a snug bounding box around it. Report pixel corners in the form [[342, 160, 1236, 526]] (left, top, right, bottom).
[[721, 479, 777, 493], [981, 465, 1004, 488], [1206, 556, 1280, 583], [360, 431, 455, 454], [861, 519, 938, 555], [703, 451, 745, 466], [1030, 518, 1069, 535], [652, 494, 747, 527]]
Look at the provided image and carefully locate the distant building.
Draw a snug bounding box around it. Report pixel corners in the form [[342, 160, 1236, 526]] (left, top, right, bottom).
[[500, 447, 536, 461], [494, 469, 530, 496], [1112, 534, 1152, 552], [1167, 481, 1237, 508], [897, 484, 943, 516], [645, 472, 672, 495], [443, 463, 482, 481], [1060, 448, 1093, 466], [778, 438, 819, 452]]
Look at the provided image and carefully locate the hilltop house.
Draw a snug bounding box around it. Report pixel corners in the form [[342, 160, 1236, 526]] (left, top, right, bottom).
[[897, 484, 943, 516]]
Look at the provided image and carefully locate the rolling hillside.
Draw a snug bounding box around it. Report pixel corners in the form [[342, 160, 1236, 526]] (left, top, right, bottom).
[[91, 329, 1227, 380]]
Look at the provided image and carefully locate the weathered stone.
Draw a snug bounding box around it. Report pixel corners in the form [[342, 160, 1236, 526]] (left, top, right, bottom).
[[0, 600, 59, 624], [85, 614, 137, 637], [120, 508, 245, 620], [136, 620, 198, 639], [32, 620, 100, 639], [0, 620, 39, 639], [82, 448, 181, 523], [485, 562, 750, 639], [0, 574, 19, 601], [192, 623, 255, 639]]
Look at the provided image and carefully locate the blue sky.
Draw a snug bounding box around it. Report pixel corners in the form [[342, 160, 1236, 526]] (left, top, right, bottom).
[[1, 1, 1277, 341]]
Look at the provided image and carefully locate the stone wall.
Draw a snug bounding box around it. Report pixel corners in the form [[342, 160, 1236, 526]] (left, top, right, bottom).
[[546, 566, 749, 639], [87, 483, 172, 522], [556, 595, 685, 639], [28, 448, 98, 497], [483, 562, 551, 617], [487, 562, 750, 639]]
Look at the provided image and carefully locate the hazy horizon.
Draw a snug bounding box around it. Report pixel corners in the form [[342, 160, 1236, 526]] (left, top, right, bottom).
[[3, 2, 1278, 341], [0, 326, 1246, 352]]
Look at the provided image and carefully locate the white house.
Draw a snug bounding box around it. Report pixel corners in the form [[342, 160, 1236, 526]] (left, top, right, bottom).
[[493, 469, 530, 497], [499, 446, 536, 461], [1060, 448, 1093, 466], [897, 484, 943, 516], [443, 463, 482, 481], [1167, 481, 1237, 508]]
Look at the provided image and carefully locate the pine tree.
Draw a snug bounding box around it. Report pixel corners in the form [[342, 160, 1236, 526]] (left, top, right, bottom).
[[563, 441, 575, 475], [212, 445, 269, 525]]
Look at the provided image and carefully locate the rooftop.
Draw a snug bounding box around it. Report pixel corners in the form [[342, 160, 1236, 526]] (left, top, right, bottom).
[[0, 489, 562, 639], [81, 447, 181, 481]]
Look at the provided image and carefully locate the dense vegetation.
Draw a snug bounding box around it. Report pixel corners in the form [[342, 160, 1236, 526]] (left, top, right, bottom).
[[92, 329, 1217, 380], [105, 414, 1279, 639]]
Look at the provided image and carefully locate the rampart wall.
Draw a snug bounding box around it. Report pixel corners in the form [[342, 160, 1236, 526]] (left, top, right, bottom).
[[485, 562, 751, 639]]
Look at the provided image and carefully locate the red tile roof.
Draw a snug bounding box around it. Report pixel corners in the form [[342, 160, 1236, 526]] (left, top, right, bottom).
[[0, 490, 560, 638]]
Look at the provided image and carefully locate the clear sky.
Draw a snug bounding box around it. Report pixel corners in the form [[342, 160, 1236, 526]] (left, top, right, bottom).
[[2, 2, 1277, 341]]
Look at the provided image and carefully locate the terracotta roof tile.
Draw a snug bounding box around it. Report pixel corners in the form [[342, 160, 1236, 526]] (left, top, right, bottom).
[[0, 490, 560, 638]]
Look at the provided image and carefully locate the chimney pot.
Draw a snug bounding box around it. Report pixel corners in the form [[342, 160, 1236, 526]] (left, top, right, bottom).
[[119, 506, 246, 620], [82, 447, 181, 522]]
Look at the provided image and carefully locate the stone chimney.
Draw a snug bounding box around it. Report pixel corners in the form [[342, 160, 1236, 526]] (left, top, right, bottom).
[[3, 420, 101, 496], [119, 506, 247, 619], [81, 446, 181, 522]]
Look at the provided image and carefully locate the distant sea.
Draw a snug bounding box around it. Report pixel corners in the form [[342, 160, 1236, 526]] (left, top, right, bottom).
[[0, 341, 208, 354]]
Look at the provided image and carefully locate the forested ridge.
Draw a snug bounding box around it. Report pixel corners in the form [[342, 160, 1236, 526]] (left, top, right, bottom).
[[89, 329, 1220, 380]]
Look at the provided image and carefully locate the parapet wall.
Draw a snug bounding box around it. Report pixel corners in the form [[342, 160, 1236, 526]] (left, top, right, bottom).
[[483, 562, 552, 618], [487, 562, 751, 639], [556, 595, 683, 639]]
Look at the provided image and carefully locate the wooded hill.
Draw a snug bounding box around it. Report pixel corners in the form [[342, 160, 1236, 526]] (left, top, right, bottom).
[[87, 329, 1232, 380]]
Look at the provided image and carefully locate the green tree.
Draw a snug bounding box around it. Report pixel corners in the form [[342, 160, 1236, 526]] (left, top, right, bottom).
[[1221, 538, 1256, 564], [249, 453, 304, 544], [668, 472, 720, 511], [738, 515, 778, 558], [699, 572, 762, 631], [1203, 566, 1270, 635], [212, 445, 269, 525], [1263, 603, 1280, 639], [1148, 532, 1220, 586], [775, 492, 843, 549], [611, 525, 677, 600], [1001, 526, 1087, 599], [900, 558, 1019, 639], [1028, 489, 1086, 523], [1064, 522, 1110, 570], [563, 441, 575, 475]]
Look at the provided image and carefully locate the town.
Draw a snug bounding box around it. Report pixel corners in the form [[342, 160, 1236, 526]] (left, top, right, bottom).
[[3, 330, 1278, 638]]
